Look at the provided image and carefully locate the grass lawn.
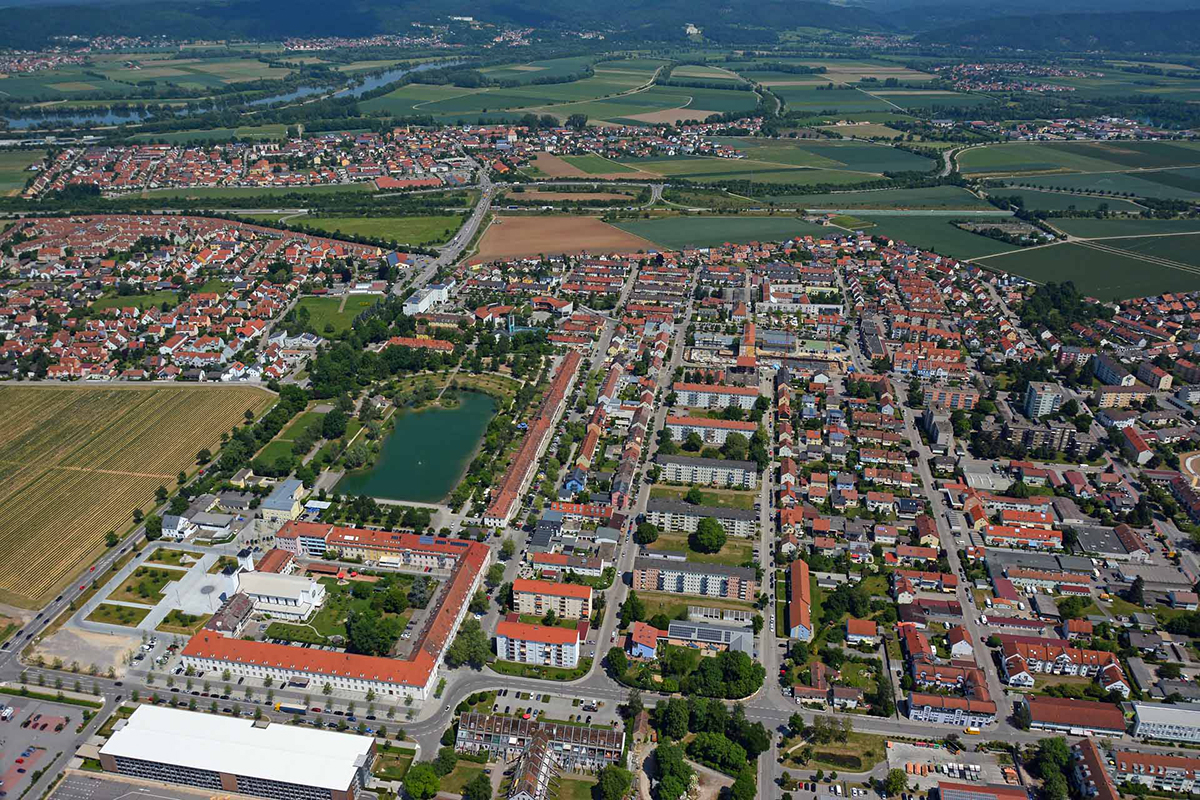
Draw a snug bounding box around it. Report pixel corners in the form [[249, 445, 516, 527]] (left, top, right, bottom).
[[645, 531, 753, 566], [280, 411, 327, 441], [439, 764, 486, 795], [86, 603, 151, 627], [1105, 596, 1144, 616], [299, 215, 464, 245], [372, 748, 416, 781], [649, 484, 756, 510], [91, 290, 178, 312], [556, 777, 598, 800], [109, 566, 188, 605], [489, 657, 593, 681], [296, 295, 380, 336], [518, 614, 579, 629], [98, 706, 136, 737], [145, 549, 197, 567], [208, 555, 237, 574], [783, 731, 888, 772], [156, 609, 211, 634], [635, 590, 755, 623]]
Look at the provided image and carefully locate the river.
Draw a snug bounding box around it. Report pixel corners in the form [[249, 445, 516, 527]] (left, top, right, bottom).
[[336, 390, 496, 504], [3, 60, 461, 130]]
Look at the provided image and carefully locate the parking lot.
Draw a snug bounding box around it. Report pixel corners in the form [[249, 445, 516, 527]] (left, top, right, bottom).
[[886, 742, 1008, 791], [0, 697, 95, 799]]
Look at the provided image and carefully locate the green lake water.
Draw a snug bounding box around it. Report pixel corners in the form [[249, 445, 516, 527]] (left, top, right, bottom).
[[335, 391, 496, 503]]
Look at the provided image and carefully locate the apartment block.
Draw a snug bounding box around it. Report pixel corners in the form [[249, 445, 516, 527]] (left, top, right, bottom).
[[1024, 382, 1064, 418], [671, 382, 761, 410], [654, 454, 758, 489], [513, 579, 592, 619], [495, 620, 581, 669], [633, 556, 758, 600], [645, 498, 757, 537]]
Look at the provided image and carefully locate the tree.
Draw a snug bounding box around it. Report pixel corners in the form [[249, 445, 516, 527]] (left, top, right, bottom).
[[486, 563, 505, 586], [105, 530, 119, 548], [462, 772, 492, 800], [196, 448, 212, 464], [144, 514, 163, 540], [403, 762, 440, 800], [607, 647, 629, 676], [432, 746, 458, 777], [566, 113, 588, 130], [322, 409, 348, 439], [684, 487, 704, 505], [690, 517, 727, 554], [345, 609, 397, 657], [594, 766, 633, 800], [155, 485, 168, 503], [620, 591, 646, 626], [730, 766, 756, 800], [542, 608, 558, 626], [883, 769, 908, 797], [1129, 575, 1146, 606], [500, 538, 516, 559], [634, 522, 659, 545], [751, 614, 764, 634], [444, 618, 490, 669]]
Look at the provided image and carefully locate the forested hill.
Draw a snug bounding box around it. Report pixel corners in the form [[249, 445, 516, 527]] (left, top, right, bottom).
[[915, 9, 1200, 52], [0, 0, 888, 48]]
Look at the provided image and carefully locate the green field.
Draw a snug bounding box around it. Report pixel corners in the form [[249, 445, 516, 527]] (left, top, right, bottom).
[[960, 140, 1200, 176], [0, 56, 292, 101], [360, 84, 484, 116], [481, 55, 599, 83], [130, 125, 287, 143], [992, 188, 1144, 213], [648, 484, 756, 510], [86, 603, 151, 627], [975, 241, 1200, 300], [91, 290, 178, 312], [613, 215, 832, 248], [1007, 171, 1200, 201], [778, 185, 991, 210], [774, 86, 894, 113], [562, 154, 638, 174], [299, 215, 463, 245], [296, 295, 380, 335], [856, 214, 1021, 259], [0, 149, 44, 195], [1052, 218, 1200, 238], [713, 138, 936, 174]]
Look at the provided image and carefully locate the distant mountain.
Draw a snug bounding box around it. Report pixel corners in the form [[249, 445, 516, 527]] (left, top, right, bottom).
[[0, 0, 890, 48], [915, 9, 1200, 51]]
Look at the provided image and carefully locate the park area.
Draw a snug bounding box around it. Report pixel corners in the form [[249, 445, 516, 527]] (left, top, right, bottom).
[[296, 295, 380, 335], [474, 215, 656, 260], [0, 385, 273, 608], [264, 574, 426, 647]]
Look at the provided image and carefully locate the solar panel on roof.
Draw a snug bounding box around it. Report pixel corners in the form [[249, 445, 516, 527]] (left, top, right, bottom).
[[449, 540, 469, 547], [419, 535, 434, 544]]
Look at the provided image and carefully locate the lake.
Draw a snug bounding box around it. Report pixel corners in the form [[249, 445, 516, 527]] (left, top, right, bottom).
[[336, 390, 496, 503]]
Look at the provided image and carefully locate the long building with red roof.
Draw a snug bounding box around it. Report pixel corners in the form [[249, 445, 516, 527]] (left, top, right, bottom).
[[182, 525, 489, 701]]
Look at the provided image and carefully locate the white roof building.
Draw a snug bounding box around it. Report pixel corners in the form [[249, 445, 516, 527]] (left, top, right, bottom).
[[99, 705, 373, 798], [236, 571, 326, 620]]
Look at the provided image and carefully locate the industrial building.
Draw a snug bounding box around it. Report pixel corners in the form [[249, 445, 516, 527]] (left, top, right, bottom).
[[99, 705, 374, 800]]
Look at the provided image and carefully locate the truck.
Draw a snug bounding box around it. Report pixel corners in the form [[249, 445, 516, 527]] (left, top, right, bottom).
[[276, 703, 307, 715], [964, 727, 981, 735]]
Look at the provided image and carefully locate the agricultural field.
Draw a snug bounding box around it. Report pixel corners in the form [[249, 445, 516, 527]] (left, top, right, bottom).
[[709, 137, 936, 175], [990, 188, 1144, 213], [504, 188, 636, 202], [360, 84, 484, 116], [975, 240, 1200, 300], [1051, 218, 1200, 238], [773, 185, 991, 210], [959, 140, 1200, 176], [474, 215, 656, 260], [481, 56, 598, 83], [0, 55, 292, 100], [0, 385, 274, 608], [296, 295, 380, 335], [297, 214, 463, 245], [670, 64, 744, 83], [872, 90, 995, 111], [561, 154, 639, 175], [0, 149, 44, 195], [772, 86, 895, 114], [817, 123, 905, 139], [613, 215, 831, 249], [854, 214, 1022, 260], [1009, 171, 1200, 201]]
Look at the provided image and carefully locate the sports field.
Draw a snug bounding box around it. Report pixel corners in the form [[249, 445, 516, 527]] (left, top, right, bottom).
[[475, 215, 656, 260], [613, 216, 832, 249], [299, 215, 462, 245], [0, 385, 274, 608], [296, 295, 380, 334]]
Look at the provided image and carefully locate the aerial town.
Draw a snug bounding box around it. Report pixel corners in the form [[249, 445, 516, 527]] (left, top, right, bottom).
[[6, 8, 1200, 800]]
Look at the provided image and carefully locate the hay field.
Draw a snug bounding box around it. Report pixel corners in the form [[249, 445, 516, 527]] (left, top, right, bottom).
[[0, 385, 274, 608], [476, 216, 656, 260]]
